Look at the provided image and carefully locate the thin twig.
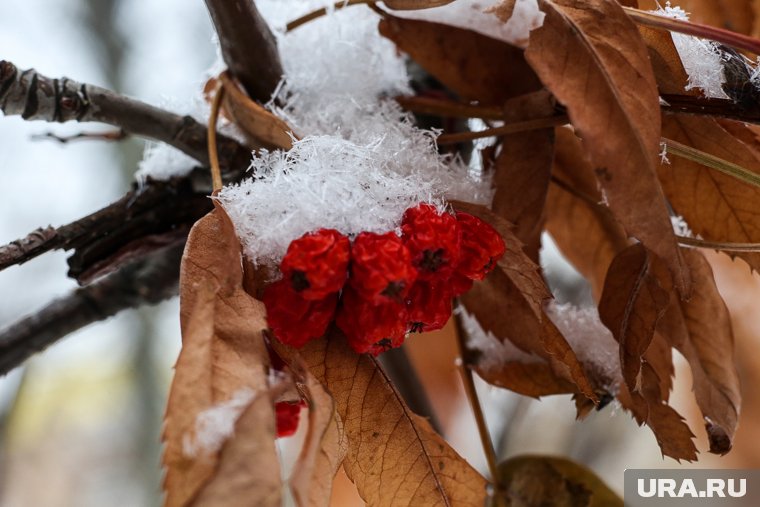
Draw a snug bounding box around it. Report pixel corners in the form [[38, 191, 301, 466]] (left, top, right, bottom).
[[675, 236, 760, 252], [662, 137, 760, 189], [0, 245, 183, 376], [204, 0, 283, 102], [286, 0, 370, 31], [208, 83, 226, 192], [436, 115, 569, 145], [0, 60, 248, 167], [31, 129, 127, 144], [452, 301, 502, 490], [624, 7, 760, 55]]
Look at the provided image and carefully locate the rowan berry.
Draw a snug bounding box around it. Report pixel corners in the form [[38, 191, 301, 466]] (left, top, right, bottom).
[[349, 231, 417, 304], [455, 212, 506, 280], [275, 400, 307, 438], [336, 286, 407, 355], [280, 228, 350, 300], [405, 281, 453, 333], [263, 279, 337, 348], [401, 203, 461, 281]]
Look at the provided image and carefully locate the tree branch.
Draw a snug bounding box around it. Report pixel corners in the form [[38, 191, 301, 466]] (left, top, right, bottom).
[[0, 60, 249, 167], [0, 244, 183, 376], [204, 0, 283, 102]]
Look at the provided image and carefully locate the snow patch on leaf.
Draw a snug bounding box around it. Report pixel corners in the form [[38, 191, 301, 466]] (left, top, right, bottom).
[[652, 3, 728, 99], [218, 1, 492, 266], [671, 215, 693, 237], [182, 388, 255, 457]]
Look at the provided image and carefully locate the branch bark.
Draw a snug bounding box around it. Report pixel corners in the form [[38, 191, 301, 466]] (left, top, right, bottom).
[[0, 60, 249, 167], [204, 0, 283, 102], [0, 244, 183, 376]]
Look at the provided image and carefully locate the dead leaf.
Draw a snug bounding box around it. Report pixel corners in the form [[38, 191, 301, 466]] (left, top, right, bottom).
[[290, 364, 348, 507], [378, 15, 541, 105], [475, 356, 578, 398], [545, 128, 631, 300], [383, 0, 456, 9], [219, 72, 294, 150], [163, 205, 275, 507], [656, 249, 741, 454], [524, 0, 690, 296], [495, 455, 623, 507], [598, 243, 670, 392], [660, 114, 760, 272], [453, 201, 597, 401], [191, 393, 282, 507], [273, 332, 487, 506], [488, 0, 517, 23], [492, 91, 556, 260], [637, 25, 692, 95]]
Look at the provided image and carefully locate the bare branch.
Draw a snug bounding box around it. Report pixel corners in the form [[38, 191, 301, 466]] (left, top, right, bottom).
[[204, 0, 283, 102], [31, 129, 127, 144], [0, 60, 249, 166], [0, 245, 183, 376]]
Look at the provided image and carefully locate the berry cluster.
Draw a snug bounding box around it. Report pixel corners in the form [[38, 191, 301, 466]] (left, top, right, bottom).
[[263, 203, 506, 355], [274, 400, 306, 438]]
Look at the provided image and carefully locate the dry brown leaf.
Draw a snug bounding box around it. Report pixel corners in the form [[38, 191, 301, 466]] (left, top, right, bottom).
[[524, 0, 690, 296], [378, 15, 540, 105], [545, 128, 631, 300], [273, 332, 487, 506], [656, 249, 741, 454], [453, 201, 598, 401], [598, 243, 670, 393], [491, 91, 556, 260], [219, 72, 294, 150], [163, 206, 275, 507], [383, 0, 456, 9], [637, 25, 692, 95], [660, 115, 760, 271], [476, 356, 577, 399], [191, 393, 282, 507], [290, 364, 347, 507], [488, 0, 517, 23], [638, 0, 754, 34]]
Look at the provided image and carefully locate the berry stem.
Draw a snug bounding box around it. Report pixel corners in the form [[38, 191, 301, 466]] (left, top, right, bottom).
[[207, 81, 226, 193], [286, 0, 371, 32], [452, 300, 504, 495]]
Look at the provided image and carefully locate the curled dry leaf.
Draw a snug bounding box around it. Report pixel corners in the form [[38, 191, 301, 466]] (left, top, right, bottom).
[[289, 362, 348, 507], [598, 243, 670, 393], [495, 455, 623, 507], [191, 393, 282, 507], [163, 205, 277, 507], [378, 15, 540, 105], [491, 91, 556, 261], [659, 114, 760, 272], [524, 0, 690, 296], [383, 0, 456, 10], [219, 71, 294, 150], [452, 201, 597, 402], [272, 332, 487, 507], [656, 249, 741, 455]]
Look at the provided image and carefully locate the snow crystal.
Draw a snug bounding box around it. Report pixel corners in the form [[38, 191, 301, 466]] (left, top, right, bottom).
[[136, 142, 197, 182], [671, 214, 693, 237], [218, 1, 492, 266], [545, 301, 620, 391], [182, 388, 255, 457], [659, 141, 670, 165], [652, 3, 728, 99], [395, 0, 544, 48]]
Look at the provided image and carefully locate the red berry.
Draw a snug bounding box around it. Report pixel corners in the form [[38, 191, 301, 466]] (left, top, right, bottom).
[[455, 212, 506, 280], [449, 272, 474, 296], [263, 279, 337, 348], [401, 203, 461, 282], [336, 286, 407, 356], [281, 229, 350, 300], [275, 400, 306, 438], [405, 281, 453, 333], [349, 232, 417, 304]]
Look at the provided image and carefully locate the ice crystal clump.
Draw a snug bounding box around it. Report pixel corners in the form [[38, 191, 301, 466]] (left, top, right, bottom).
[[182, 388, 255, 457]]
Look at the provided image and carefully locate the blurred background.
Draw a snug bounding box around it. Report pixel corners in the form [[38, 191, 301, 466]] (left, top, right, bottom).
[[0, 1, 759, 506]]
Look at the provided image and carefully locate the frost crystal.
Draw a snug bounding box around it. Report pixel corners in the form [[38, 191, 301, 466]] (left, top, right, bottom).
[[671, 214, 693, 237], [136, 142, 197, 182], [182, 388, 255, 457], [653, 3, 728, 99], [218, 1, 492, 266]]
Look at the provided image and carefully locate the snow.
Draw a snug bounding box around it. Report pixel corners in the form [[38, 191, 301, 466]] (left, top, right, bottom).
[[182, 388, 255, 457], [671, 215, 693, 237], [136, 142, 197, 182], [652, 3, 729, 99], [217, 1, 492, 266]]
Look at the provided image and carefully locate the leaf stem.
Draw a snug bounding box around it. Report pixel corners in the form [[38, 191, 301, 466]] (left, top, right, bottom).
[[623, 7, 760, 55], [452, 301, 503, 493], [437, 115, 568, 145], [208, 82, 226, 193], [662, 137, 760, 189], [676, 236, 760, 252], [286, 0, 370, 31]]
